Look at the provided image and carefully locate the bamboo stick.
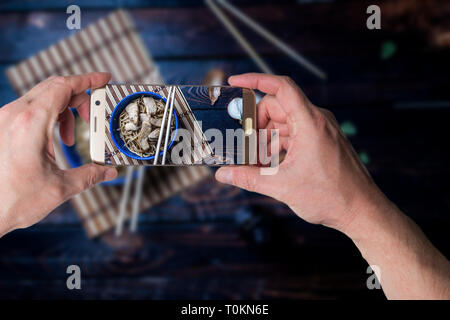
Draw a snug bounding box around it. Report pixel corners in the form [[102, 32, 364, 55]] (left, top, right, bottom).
[[205, 0, 274, 74], [115, 166, 134, 236], [154, 86, 173, 165], [162, 87, 176, 165]]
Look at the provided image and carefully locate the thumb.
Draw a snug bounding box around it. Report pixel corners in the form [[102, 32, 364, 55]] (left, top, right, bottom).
[[216, 166, 268, 194], [62, 163, 117, 198]]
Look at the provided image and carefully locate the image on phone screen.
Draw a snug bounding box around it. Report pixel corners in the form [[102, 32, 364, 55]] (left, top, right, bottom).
[[90, 85, 257, 166]]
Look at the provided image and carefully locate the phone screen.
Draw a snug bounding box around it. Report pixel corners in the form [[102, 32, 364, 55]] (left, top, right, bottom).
[[97, 84, 256, 166]]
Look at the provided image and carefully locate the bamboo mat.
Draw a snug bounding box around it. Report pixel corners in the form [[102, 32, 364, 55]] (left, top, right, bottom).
[[5, 10, 211, 238], [105, 84, 214, 165]]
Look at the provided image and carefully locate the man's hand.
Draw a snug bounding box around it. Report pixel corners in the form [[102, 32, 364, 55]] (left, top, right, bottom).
[[216, 73, 450, 299], [0, 73, 117, 237], [216, 73, 383, 234]]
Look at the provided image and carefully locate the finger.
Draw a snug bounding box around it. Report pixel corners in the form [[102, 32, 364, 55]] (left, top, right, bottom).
[[37, 72, 110, 115], [61, 72, 111, 96], [21, 75, 61, 101], [69, 92, 90, 122], [57, 92, 90, 146], [267, 136, 290, 155], [229, 73, 287, 96], [272, 122, 289, 136], [58, 108, 75, 146], [61, 163, 117, 198], [257, 95, 287, 129], [229, 73, 311, 133], [258, 97, 295, 141], [258, 133, 289, 165], [263, 120, 289, 142], [69, 92, 89, 108], [215, 166, 278, 196], [76, 100, 90, 123]]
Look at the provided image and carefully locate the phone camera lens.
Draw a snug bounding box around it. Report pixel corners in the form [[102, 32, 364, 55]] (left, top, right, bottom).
[[95, 100, 100, 106]]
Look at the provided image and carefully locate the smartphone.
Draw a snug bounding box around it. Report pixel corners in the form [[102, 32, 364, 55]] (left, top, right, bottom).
[[90, 85, 257, 166]]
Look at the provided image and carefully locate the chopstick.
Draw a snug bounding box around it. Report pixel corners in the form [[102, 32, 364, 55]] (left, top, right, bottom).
[[205, 0, 273, 74], [162, 86, 177, 165], [154, 86, 174, 165], [115, 166, 134, 236], [216, 0, 327, 80], [121, 88, 176, 234], [129, 88, 175, 232], [206, 0, 327, 80], [129, 165, 145, 232]]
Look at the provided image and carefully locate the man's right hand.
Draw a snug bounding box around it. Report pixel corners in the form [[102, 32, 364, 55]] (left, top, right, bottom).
[[216, 73, 450, 299], [216, 73, 384, 235]]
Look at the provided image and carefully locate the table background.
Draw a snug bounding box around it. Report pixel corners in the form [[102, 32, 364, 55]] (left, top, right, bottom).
[[0, 0, 449, 299]]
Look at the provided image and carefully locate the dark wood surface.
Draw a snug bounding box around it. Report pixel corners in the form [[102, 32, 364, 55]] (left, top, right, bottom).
[[0, 0, 449, 299]]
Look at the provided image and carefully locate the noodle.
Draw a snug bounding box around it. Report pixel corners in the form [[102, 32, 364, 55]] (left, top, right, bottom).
[[118, 95, 175, 158]]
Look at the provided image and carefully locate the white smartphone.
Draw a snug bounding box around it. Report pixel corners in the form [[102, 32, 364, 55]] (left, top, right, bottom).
[[90, 84, 257, 166]]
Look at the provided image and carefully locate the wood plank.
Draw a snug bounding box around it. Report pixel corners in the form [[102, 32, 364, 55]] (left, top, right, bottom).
[[0, 0, 448, 300], [0, 218, 446, 299], [1, 52, 449, 108], [0, 3, 434, 61], [0, 0, 301, 11]]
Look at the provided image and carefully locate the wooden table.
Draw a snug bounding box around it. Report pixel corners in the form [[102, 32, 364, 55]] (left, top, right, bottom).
[[0, 0, 448, 299]]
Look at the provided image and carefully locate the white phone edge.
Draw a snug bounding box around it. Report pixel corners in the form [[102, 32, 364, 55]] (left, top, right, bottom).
[[89, 87, 106, 164]]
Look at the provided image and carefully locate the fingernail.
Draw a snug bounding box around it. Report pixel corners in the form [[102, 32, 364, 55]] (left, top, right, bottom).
[[65, 139, 75, 147], [104, 168, 117, 181], [216, 168, 233, 184]]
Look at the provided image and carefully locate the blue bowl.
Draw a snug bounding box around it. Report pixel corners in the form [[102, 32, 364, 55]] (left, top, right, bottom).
[[110, 91, 179, 161], [60, 109, 130, 186]]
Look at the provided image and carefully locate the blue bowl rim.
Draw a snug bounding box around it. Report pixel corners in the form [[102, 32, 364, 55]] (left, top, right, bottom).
[[110, 91, 179, 161]]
